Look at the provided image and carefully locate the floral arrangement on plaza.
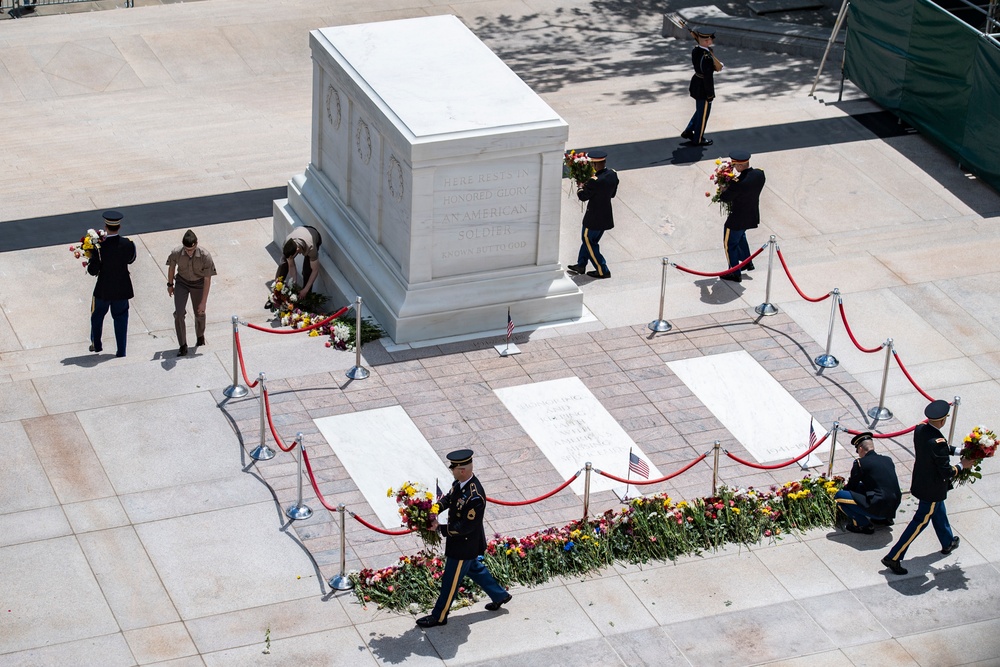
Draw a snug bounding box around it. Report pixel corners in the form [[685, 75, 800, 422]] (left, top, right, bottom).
[[955, 426, 997, 485], [706, 157, 739, 216], [68, 229, 106, 268], [563, 149, 596, 188], [389, 482, 441, 547], [350, 475, 843, 611], [265, 281, 383, 351]]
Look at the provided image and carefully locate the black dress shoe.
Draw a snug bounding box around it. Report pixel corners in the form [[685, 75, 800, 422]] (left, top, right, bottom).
[[719, 272, 742, 283], [566, 264, 587, 274], [746, 262, 756, 271], [115, 352, 125, 358], [846, 523, 875, 535], [696, 138, 714, 146], [586, 270, 610, 279], [178, 345, 188, 357], [681, 130, 694, 140], [941, 536, 960, 555], [485, 593, 512, 611], [881, 556, 908, 575], [196, 336, 206, 347], [416, 615, 446, 628], [89, 344, 102, 353]]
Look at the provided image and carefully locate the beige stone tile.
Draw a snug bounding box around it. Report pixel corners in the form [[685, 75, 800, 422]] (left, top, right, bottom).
[[840, 639, 920, 666], [565, 574, 658, 635], [22, 413, 116, 504], [202, 626, 378, 666], [757, 650, 854, 667], [950, 507, 1000, 563], [896, 617, 1000, 666], [0, 421, 57, 514], [0, 632, 135, 667], [754, 540, 846, 599], [124, 622, 198, 664], [0, 379, 46, 422], [63, 496, 131, 533], [0, 505, 72, 548]]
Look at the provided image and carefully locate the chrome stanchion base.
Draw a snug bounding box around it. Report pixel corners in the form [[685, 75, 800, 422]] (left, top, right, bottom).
[[285, 503, 313, 520], [250, 444, 276, 461], [648, 319, 672, 332], [814, 354, 839, 368], [223, 384, 249, 398], [867, 406, 893, 420], [754, 303, 779, 316], [329, 574, 354, 591], [346, 366, 370, 380]]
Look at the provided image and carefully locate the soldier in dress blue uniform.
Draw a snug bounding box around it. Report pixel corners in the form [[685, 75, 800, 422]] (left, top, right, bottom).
[[882, 400, 973, 575], [87, 211, 138, 358], [719, 151, 766, 283], [566, 150, 619, 280], [681, 29, 722, 147], [416, 449, 512, 628], [835, 432, 902, 534]]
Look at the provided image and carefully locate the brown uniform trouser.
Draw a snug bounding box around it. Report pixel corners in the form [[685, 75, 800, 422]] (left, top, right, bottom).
[[174, 277, 206, 346]]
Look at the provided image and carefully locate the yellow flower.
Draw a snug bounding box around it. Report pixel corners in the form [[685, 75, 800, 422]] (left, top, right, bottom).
[[386, 487, 393, 497], [424, 492, 433, 500], [715, 158, 722, 165], [731, 507, 741, 515], [308, 330, 319, 337], [677, 501, 688, 508], [431, 504, 439, 514], [275, 282, 283, 291]]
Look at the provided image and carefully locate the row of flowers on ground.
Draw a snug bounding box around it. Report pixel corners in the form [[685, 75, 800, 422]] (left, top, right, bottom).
[[349, 475, 842, 611]]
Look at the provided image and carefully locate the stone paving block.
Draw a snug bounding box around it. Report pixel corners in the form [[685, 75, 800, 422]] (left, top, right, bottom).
[[0, 379, 46, 423], [22, 412, 116, 504], [0, 633, 136, 667], [63, 496, 131, 533], [0, 421, 57, 514], [565, 575, 658, 636], [894, 616, 1000, 666], [838, 638, 921, 666], [201, 626, 378, 667], [124, 621, 198, 664], [0, 505, 72, 548]]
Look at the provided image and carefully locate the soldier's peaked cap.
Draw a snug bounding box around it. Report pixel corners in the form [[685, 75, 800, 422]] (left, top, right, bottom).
[[103, 210, 123, 226], [730, 150, 751, 162], [851, 432, 873, 448], [588, 149, 608, 160], [692, 28, 715, 39], [447, 449, 474, 468], [924, 399, 950, 420]]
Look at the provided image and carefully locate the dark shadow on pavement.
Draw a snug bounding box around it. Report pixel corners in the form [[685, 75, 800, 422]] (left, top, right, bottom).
[[885, 561, 970, 595]]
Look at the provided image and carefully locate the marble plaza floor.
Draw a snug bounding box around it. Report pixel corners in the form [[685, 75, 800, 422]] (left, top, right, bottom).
[[2, 0, 1000, 665]]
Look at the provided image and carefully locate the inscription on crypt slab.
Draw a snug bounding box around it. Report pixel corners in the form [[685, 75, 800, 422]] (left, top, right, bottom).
[[432, 157, 540, 278], [495, 377, 660, 495]]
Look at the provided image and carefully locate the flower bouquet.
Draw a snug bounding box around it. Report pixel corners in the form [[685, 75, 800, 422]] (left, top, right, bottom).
[[266, 279, 328, 315], [563, 150, 595, 187], [955, 426, 997, 485], [69, 229, 106, 269], [706, 157, 739, 216], [389, 482, 441, 547]]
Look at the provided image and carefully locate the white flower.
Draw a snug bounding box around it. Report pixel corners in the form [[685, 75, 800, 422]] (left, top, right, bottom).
[[981, 437, 994, 447], [281, 316, 290, 326], [289, 294, 298, 302]]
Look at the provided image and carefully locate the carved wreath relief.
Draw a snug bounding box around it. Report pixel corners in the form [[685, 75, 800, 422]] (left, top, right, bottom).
[[355, 119, 372, 165], [387, 156, 404, 201], [325, 85, 341, 130]]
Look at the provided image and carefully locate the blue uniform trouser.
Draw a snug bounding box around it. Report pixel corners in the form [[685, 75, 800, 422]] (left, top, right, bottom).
[[724, 228, 750, 269], [885, 498, 954, 562], [685, 98, 713, 143], [429, 555, 508, 624], [834, 490, 885, 529], [577, 227, 609, 276], [91, 297, 129, 355]]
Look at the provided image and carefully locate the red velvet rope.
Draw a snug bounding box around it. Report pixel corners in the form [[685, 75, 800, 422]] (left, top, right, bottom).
[[262, 388, 296, 452], [775, 248, 831, 303], [245, 305, 350, 334], [724, 430, 830, 470], [351, 511, 416, 536], [486, 471, 581, 506], [595, 453, 707, 485], [672, 245, 765, 277], [838, 301, 884, 353], [843, 424, 918, 438], [302, 448, 339, 512], [892, 350, 935, 402], [233, 331, 260, 388]]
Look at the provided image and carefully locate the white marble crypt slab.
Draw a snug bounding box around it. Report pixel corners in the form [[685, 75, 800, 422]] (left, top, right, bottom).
[[494, 377, 661, 495], [667, 351, 843, 465], [314, 406, 451, 527], [274, 15, 582, 344]]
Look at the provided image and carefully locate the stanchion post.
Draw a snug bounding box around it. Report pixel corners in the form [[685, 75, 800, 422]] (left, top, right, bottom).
[[754, 237, 779, 317], [328, 504, 353, 591], [711, 440, 721, 495], [814, 289, 840, 368], [223, 315, 249, 398], [867, 339, 894, 422], [582, 462, 592, 522], [826, 422, 839, 478], [285, 434, 313, 520], [250, 372, 276, 461], [947, 395, 961, 444], [648, 257, 673, 333], [346, 296, 370, 380]]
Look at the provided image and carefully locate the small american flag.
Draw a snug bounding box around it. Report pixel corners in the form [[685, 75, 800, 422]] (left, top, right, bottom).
[[506, 307, 514, 342], [629, 452, 650, 479], [808, 422, 817, 448], [435, 480, 444, 501]]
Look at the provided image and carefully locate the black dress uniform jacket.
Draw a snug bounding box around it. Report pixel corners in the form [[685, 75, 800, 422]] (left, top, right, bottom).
[[910, 423, 959, 502], [845, 450, 902, 519], [688, 46, 716, 100], [721, 167, 766, 231], [438, 475, 489, 560], [87, 234, 137, 301], [578, 168, 619, 231]]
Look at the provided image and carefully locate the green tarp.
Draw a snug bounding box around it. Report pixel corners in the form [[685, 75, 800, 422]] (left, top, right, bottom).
[[845, 0, 1000, 192]]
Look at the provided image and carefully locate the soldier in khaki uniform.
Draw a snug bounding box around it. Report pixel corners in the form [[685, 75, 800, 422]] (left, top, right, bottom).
[[166, 230, 217, 357]]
